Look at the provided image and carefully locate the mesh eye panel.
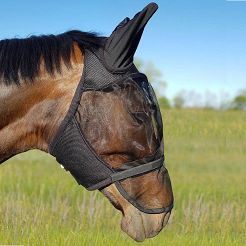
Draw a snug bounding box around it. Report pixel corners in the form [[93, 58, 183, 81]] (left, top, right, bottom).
[[76, 76, 168, 211]]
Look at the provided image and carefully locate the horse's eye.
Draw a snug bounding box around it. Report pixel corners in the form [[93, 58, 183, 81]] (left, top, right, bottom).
[[131, 112, 148, 125]]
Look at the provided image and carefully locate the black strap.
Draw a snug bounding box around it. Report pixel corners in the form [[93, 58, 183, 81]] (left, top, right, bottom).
[[87, 157, 164, 191], [111, 157, 163, 182]]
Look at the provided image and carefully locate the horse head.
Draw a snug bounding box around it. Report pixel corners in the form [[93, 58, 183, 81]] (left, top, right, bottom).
[[0, 2, 173, 242]]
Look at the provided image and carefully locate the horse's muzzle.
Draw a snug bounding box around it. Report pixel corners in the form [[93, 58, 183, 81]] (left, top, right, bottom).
[[121, 207, 172, 242]]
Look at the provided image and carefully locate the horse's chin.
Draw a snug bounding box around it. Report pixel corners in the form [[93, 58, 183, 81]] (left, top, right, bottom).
[[121, 207, 171, 242]]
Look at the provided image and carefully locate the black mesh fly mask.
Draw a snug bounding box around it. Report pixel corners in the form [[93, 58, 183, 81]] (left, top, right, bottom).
[[49, 3, 173, 214]]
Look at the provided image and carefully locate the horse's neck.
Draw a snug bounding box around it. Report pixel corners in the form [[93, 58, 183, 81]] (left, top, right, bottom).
[[0, 47, 84, 163]]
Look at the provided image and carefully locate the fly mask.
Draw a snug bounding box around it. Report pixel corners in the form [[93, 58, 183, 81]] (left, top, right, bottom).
[[49, 3, 173, 214]]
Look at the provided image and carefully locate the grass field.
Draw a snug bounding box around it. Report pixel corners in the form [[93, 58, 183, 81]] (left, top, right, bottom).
[[0, 109, 245, 246]]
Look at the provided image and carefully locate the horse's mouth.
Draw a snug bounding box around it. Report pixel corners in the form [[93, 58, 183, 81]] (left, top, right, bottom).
[[121, 210, 171, 242], [101, 184, 173, 242]]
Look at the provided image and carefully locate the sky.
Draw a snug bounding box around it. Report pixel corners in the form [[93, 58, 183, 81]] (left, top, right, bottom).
[[0, 0, 245, 105]]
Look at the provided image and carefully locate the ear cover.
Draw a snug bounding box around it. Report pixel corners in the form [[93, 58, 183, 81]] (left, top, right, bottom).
[[104, 2, 158, 72]]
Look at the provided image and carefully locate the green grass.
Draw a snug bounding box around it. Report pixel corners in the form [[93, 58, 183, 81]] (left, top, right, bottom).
[[0, 109, 245, 245]]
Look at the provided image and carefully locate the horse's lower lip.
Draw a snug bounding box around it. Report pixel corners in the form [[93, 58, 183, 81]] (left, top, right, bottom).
[[121, 212, 146, 242], [162, 211, 171, 227], [143, 211, 171, 239]]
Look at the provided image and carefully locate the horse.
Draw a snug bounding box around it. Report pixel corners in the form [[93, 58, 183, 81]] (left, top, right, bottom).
[[0, 3, 173, 242]]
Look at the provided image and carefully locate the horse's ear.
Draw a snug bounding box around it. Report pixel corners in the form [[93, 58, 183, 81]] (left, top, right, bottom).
[[104, 2, 158, 71]]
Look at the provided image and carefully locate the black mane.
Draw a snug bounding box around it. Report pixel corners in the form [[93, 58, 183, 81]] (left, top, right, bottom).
[[0, 30, 104, 85]]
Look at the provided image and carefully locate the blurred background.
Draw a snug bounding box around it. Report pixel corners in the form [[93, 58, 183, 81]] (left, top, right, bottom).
[[0, 1, 245, 245], [0, 0, 245, 109]]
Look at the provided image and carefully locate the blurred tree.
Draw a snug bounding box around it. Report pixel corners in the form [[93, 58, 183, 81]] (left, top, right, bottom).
[[135, 58, 166, 96], [158, 96, 171, 109], [204, 91, 217, 109], [134, 58, 143, 71], [173, 92, 185, 109], [231, 90, 246, 110], [135, 58, 170, 109], [219, 91, 231, 110]]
